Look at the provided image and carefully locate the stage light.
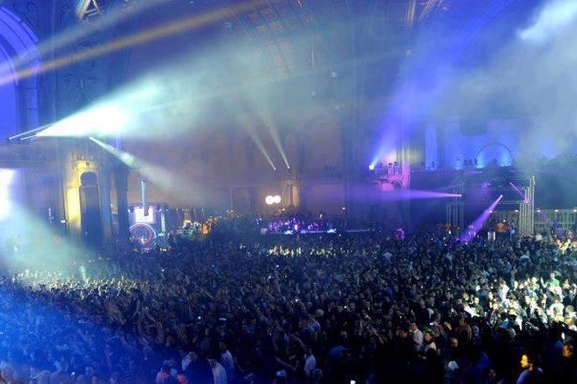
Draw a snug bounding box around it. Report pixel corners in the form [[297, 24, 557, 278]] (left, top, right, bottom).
[[37, 104, 130, 138], [265, 195, 281, 205], [25, 1, 314, 144]]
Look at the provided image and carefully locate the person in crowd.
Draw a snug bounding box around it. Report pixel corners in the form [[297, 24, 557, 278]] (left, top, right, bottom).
[[155, 365, 177, 384], [561, 342, 577, 383], [184, 349, 213, 384], [303, 346, 318, 383], [418, 327, 437, 357], [488, 366, 506, 384], [176, 370, 190, 384], [218, 342, 235, 384], [516, 351, 543, 383], [409, 321, 424, 351], [208, 354, 227, 384]]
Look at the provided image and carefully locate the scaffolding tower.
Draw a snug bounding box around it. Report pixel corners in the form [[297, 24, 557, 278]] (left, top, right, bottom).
[[446, 186, 464, 235], [518, 176, 535, 236]]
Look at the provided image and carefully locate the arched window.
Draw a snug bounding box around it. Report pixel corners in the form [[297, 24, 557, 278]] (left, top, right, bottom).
[[0, 6, 41, 138]]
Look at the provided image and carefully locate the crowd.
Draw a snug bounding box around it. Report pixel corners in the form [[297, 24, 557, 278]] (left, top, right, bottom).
[[1, 228, 577, 383], [203, 211, 345, 236]]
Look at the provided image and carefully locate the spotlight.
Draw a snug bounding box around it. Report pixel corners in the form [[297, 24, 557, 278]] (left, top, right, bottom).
[[265, 195, 281, 205]]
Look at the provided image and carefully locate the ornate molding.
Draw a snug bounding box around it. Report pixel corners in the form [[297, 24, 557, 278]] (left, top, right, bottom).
[[8, 0, 40, 32]]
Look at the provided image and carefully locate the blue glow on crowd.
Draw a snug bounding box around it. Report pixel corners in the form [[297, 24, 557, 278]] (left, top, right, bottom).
[[1, 225, 577, 383]]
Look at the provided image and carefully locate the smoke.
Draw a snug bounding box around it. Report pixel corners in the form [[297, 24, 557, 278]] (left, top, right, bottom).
[[427, 0, 577, 165], [518, 0, 577, 43]]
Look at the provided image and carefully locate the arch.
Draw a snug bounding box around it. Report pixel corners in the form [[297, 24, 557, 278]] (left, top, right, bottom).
[[80, 171, 98, 186], [474, 141, 514, 167], [0, 6, 41, 137]]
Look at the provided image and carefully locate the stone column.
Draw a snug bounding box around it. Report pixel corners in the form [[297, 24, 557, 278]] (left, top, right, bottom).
[[113, 160, 131, 245]]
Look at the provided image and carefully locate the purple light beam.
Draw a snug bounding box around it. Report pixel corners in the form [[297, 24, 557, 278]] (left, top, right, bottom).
[[460, 194, 503, 243], [378, 189, 462, 201], [509, 182, 528, 203]]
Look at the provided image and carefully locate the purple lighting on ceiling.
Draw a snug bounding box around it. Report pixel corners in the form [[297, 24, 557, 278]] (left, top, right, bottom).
[[460, 194, 503, 243]]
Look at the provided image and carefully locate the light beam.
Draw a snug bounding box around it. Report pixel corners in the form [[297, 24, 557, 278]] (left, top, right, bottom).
[[238, 117, 277, 171], [460, 194, 503, 243], [267, 124, 291, 169], [0, 0, 267, 88], [378, 189, 462, 201], [89, 137, 202, 201]]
